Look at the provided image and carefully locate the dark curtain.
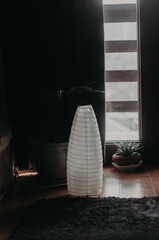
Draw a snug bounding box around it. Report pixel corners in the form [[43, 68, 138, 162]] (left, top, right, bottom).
[[0, 6, 7, 123], [0, 50, 7, 122], [140, 0, 159, 162], [0, 0, 105, 168]]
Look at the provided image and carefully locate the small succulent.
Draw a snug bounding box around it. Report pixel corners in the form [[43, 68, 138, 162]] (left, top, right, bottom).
[[114, 141, 143, 156]]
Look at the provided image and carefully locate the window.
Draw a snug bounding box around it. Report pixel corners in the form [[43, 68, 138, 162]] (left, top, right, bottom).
[[103, 0, 141, 141]]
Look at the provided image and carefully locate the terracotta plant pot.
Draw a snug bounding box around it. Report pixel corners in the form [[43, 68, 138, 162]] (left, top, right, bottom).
[[112, 153, 142, 166]]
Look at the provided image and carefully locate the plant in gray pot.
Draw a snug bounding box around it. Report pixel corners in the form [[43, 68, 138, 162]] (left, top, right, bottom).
[[28, 85, 103, 185]]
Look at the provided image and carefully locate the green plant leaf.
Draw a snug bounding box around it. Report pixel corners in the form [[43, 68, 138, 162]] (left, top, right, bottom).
[[114, 140, 143, 156]]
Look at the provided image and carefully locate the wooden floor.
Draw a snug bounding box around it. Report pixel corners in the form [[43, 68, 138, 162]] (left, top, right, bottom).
[[0, 164, 159, 240]]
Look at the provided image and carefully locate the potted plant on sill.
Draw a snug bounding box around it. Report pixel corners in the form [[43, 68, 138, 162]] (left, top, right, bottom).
[[28, 85, 104, 184], [112, 141, 143, 167]]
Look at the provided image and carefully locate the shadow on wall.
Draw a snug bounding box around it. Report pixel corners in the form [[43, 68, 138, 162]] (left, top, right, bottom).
[[1, 0, 105, 169]]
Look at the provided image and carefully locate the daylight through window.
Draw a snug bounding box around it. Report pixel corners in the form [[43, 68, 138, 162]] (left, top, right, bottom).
[[103, 0, 140, 141]]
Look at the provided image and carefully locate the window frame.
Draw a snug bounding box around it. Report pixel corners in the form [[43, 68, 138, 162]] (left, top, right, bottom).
[[104, 0, 142, 163]]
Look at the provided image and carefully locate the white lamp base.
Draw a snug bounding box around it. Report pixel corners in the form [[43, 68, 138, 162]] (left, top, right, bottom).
[[67, 105, 103, 196]]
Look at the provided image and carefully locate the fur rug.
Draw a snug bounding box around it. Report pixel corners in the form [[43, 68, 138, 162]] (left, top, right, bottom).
[[9, 197, 159, 240]]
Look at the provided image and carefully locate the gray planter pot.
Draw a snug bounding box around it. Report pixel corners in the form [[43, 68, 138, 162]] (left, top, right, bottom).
[[32, 141, 68, 184]]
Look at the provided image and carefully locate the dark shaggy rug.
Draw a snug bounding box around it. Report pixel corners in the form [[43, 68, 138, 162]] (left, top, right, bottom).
[[9, 197, 159, 240]]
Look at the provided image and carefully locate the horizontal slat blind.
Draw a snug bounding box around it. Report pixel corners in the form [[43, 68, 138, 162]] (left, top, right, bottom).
[[104, 40, 137, 53], [104, 2, 138, 113], [106, 101, 138, 112], [103, 4, 136, 23], [104, 1, 139, 141], [105, 70, 138, 82]]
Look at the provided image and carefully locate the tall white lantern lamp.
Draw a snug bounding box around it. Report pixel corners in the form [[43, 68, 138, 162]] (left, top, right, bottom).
[[67, 105, 103, 196]]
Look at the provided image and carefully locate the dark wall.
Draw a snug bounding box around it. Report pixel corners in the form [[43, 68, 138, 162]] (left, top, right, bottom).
[[1, 0, 105, 168], [0, 52, 7, 121], [140, 0, 159, 162]]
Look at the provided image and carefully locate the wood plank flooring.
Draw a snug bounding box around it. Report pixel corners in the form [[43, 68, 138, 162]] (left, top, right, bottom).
[[0, 164, 159, 240], [102, 165, 157, 198]]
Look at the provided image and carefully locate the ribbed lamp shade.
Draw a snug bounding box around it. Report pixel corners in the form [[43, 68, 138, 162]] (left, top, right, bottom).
[[67, 105, 103, 196]]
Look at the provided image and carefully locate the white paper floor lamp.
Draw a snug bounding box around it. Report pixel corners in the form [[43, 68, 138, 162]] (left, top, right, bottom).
[[67, 105, 103, 196]]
